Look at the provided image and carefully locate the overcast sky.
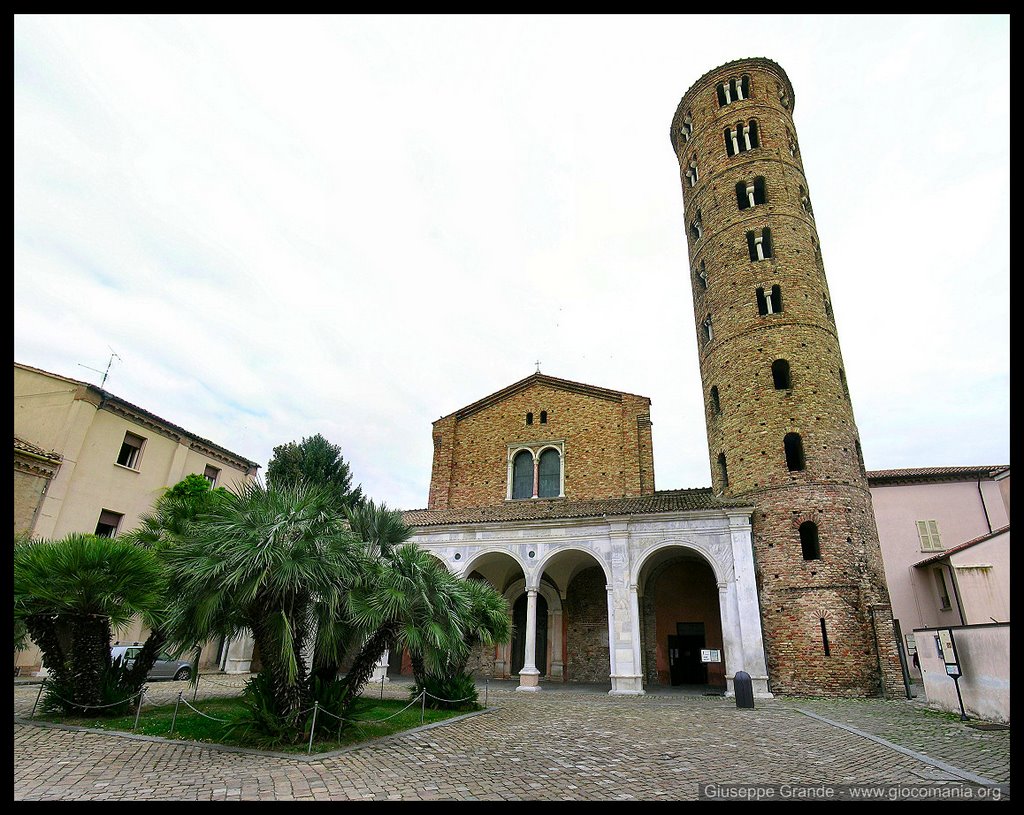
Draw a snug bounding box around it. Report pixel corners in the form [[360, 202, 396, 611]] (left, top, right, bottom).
[[14, 14, 1009, 511]]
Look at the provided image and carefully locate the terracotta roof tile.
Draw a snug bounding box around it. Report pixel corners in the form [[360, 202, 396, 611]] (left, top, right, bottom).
[[13, 436, 62, 462], [867, 465, 1009, 485], [403, 488, 750, 527]]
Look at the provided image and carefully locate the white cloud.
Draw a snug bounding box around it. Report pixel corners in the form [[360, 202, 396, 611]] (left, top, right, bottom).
[[14, 14, 1010, 509]]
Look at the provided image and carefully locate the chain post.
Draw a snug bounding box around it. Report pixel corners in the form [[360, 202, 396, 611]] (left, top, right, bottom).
[[193, 672, 200, 702], [420, 689, 426, 724], [30, 679, 46, 720], [133, 686, 146, 731], [170, 690, 182, 737], [308, 701, 319, 755]]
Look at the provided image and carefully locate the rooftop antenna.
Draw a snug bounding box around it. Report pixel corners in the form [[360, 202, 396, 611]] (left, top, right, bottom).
[[78, 349, 122, 389]]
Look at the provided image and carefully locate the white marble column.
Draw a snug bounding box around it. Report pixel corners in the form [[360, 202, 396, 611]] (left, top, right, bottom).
[[729, 514, 773, 698], [516, 589, 541, 691], [370, 649, 390, 684], [223, 630, 256, 674]]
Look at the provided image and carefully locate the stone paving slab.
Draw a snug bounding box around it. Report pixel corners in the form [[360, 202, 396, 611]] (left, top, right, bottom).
[[14, 677, 1011, 801]]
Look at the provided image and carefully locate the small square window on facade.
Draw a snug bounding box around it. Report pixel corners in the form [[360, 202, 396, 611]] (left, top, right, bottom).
[[203, 464, 221, 487], [917, 520, 943, 552], [116, 432, 145, 469], [95, 509, 124, 538]]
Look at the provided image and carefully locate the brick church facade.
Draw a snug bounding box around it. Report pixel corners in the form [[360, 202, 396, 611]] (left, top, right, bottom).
[[402, 58, 904, 698]]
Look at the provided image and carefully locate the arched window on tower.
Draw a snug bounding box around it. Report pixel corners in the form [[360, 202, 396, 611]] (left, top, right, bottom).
[[537, 448, 560, 498], [690, 210, 703, 241], [747, 228, 773, 261], [823, 294, 834, 321], [718, 452, 729, 489], [696, 260, 708, 290], [736, 177, 767, 210], [716, 75, 750, 107], [855, 440, 866, 476], [800, 185, 814, 217], [784, 433, 806, 472], [512, 450, 534, 499], [756, 285, 783, 315], [679, 112, 693, 143], [839, 368, 850, 400], [702, 314, 714, 343], [710, 386, 721, 415], [772, 359, 791, 390], [685, 155, 699, 187], [727, 121, 760, 154], [800, 522, 820, 560]]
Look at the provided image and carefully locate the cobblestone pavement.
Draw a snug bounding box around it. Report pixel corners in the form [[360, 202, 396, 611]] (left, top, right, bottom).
[[14, 676, 1011, 801]]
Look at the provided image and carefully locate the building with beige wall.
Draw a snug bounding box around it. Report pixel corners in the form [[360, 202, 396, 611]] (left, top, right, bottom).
[[867, 466, 1010, 682], [14, 361, 260, 674]]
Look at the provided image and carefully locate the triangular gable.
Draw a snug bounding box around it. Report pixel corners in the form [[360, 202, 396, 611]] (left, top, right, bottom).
[[448, 372, 649, 422]]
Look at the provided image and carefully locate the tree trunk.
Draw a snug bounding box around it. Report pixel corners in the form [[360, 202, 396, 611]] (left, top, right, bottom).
[[338, 623, 397, 717], [250, 606, 308, 740], [24, 614, 70, 688], [123, 628, 167, 691], [69, 614, 112, 709]]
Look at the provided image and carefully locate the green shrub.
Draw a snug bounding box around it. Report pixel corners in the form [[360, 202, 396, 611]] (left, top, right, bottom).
[[412, 671, 479, 711]]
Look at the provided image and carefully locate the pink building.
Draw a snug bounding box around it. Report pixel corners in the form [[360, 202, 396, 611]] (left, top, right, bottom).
[[868, 466, 1010, 678]]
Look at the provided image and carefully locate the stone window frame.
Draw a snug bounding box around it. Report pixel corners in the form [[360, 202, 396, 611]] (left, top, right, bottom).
[[506, 440, 566, 501]]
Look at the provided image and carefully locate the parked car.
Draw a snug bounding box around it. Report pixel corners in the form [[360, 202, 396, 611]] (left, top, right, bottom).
[[111, 643, 192, 681]]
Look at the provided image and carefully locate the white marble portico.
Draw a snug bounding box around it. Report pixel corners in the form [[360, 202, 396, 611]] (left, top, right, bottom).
[[408, 507, 773, 698]]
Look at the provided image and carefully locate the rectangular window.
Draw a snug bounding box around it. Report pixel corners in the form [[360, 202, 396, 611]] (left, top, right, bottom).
[[116, 432, 145, 469], [916, 520, 942, 551], [95, 509, 124, 538], [203, 464, 221, 487], [934, 568, 951, 610]]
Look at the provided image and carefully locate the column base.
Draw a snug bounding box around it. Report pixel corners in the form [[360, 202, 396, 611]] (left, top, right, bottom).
[[609, 674, 646, 695], [516, 669, 541, 692], [724, 674, 773, 698]]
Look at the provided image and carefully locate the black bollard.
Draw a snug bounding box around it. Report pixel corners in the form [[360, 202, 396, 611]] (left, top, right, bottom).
[[734, 670, 754, 709]]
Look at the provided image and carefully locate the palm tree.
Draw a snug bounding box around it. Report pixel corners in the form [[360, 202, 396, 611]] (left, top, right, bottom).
[[162, 479, 365, 740], [308, 499, 413, 685], [119, 474, 226, 689], [448, 577, 512, 673], [339, 543, 471, 712], [13, 533, 166, 711]]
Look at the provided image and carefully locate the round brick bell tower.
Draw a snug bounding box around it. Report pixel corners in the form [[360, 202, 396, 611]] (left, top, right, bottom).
[[670, 58, 903, 696]]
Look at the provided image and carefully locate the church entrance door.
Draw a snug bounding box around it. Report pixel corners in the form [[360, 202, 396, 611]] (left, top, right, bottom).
[[510, 592, 548, 677], [668, 623, 707, 685]]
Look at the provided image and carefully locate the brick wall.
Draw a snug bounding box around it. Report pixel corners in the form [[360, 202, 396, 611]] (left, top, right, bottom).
[[428, 378, 654, 510], [563, 566, 610, 683]]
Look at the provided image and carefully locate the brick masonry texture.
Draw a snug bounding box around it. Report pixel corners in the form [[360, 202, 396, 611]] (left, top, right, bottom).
[[671, 58, 903, 697], [563, 566, 610, 683], [428, 375, 654, 510]]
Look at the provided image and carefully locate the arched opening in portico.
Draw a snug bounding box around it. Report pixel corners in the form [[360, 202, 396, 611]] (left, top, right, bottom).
[[638, 547, 727, 690]]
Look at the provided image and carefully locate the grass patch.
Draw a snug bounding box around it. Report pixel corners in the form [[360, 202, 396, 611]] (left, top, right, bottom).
[[32, 694, 474, 754]]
